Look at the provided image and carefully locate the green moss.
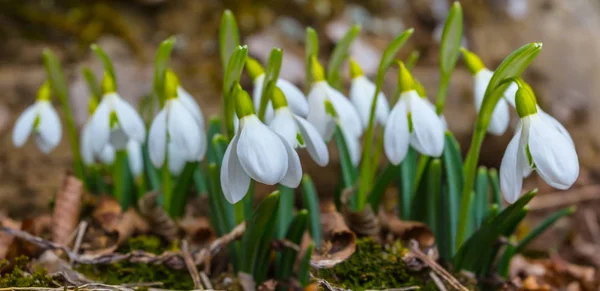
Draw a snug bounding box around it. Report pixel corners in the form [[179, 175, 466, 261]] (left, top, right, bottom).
[[0, 256, 57, 288], [314, 238, 437, 291], [77, 262, 194, 290], [119, 235, 164, 255]]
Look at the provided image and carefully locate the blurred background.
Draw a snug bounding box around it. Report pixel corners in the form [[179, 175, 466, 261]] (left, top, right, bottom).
[[1, 0, 599, 264]]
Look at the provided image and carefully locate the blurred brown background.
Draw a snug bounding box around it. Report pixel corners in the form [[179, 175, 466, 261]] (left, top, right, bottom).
[[0, 0, 599, 230]]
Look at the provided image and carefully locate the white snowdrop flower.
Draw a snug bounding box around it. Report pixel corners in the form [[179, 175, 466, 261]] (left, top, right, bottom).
[[348, 59, 390, 129], [306, 57, 363, 141], [177, 86, 205, 129], [246, 58, 309, 122], [500, 86, 579, 203], [221, 89, 301, 204], [384, 62, 445, 165], [12, 82, 62, 153], [148, 71, 207, 175], [268, 88, 329, 167], [126, 139, 143, 177], [463, 48, 510, 136], [88, 74, 146, 155]]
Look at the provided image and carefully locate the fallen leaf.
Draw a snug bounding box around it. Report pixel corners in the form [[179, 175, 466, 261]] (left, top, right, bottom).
[[138, 191, 179, 241], [52, 175, 83, 245], [311, 199, 356, 269]]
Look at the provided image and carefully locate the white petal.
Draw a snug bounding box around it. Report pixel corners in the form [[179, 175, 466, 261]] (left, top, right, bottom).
[[35, 134, 54, 154], [538, 108, 574, 146], [89, 98, 112, 154], [12, 104, 37, 147], [37, 102, 62, 152], [112, 93, 146, 142], [473, 69, 493, 112], [148, 108, 167, 168], [409, 95, 445, 157], [500, 130, 525, 203], [100, 145, 115, 165], [487, 97, 510, 135], [177, 86, 205, 129], [168, 142, 187, 175], [277, 78, 309, 117], [80, 122, 95, 165], [327, 85, 363, 138], [307, 83, 335, 140], [503, 82, 519, 108], [196, 127, 208, 161], [278, 133, 302, 188], [350, 76, 390, 128], [167, 100, 201, 161], [237, 115, 288, 185], [252, 75, 274, 122], [127, 140, 144, 177], [220, 132, 251, 203], [269, 108, 298, 147], [376, 92, 390, 126], [294, 115, 329, 166], [341, 127, 361, 166], [384, 101, 410, 165], [528, 115, 579, 189]]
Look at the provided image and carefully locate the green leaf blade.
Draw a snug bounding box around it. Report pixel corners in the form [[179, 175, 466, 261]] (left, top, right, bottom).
[[326, 24, 361, 88], [219, 10, 240, 69]]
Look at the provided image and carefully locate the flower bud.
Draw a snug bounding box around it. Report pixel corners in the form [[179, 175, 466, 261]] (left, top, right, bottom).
[[349, 58, 363, 79], [246, 57, 265, 81], [461, 47, 485, 75], [310, 56, 325, 83], [271, 87, 288, 110], [235, 88, 255, 118]]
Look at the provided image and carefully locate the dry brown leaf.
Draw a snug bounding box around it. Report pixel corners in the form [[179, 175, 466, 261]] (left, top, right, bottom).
[[379, 210, 436, 252], [138, 191, 179, 241], [311, 199, 356, 269], [0, 216, 21, 259], [92, 196, 122, 233], [340, 187, 380, 238], [178, 197, 215, 248], [52, 175, 83, 245]]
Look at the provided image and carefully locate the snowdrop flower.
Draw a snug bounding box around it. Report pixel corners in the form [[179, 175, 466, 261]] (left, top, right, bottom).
[[500, 85, 579, 203], [13, 82, 62, 153], [88, 73, 146, 154], [221, 88, 301, 203], [349, 59, 390, 128], [462, 48, 510, 136], [268, 87, 329, 166], [148, 71, 207, 175], [384, 62, 445, 165], [126, 139, 143, 177], [246, 58, 309, 121]]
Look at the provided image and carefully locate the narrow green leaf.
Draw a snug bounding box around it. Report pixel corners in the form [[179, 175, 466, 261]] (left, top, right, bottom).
[[439, 2, 463, 75], [113, 150, 133, 210], [441, 131, 463, 256], [142, 143, 161, 191], [426, 159, 443, 257], [212, 134, 229, 167], [206, 117, 223, 164], [90, 44, 117, 88], [327, 24, 361, 88], [277, 210, 308, 281], [276, 185, 295, 239], [298, 242, 314, 287], [170, 162, 197, 217], [304, 27, 319, 92], [152, 37, 175, 105], [396, 148, 418, 220], [82, 67, 102, 101], [375, 28, 414, 85], [515, 206, 575, 253], [223, 46, 248, 138], [458, 42, 543, 251], [334, 125, 358, 189], [219, 10, 240, 69], [258, 48, 283, 121], [192, 166, 208, 196], [301, 175, 323, 248], [474, 166, 489, 229], [497, 240, 517, 278], [369, 163, 399, 212], [488, 168, 503, 211], [405, 50, 421, 71]]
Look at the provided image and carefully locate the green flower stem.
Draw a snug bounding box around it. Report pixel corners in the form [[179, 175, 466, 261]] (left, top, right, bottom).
[[257, 48, 283, 121], [113, 150, 133, 209], [435, 75, 450, 115], [162, 163, 173, 215]]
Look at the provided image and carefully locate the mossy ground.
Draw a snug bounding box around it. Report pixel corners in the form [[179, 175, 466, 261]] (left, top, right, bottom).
[[314, 238, 437, 291], [0, 256, 57, 288]]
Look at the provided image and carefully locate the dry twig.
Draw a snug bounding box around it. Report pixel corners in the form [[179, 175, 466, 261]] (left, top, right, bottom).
[[407, 240, 468, 291], [182, 240, 203, 290]]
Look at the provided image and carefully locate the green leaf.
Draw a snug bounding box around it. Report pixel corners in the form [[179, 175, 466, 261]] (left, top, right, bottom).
[[405, 50, 421, 71], [375, 28, 414, 85], [142, 143, 161, 191], [473, 166, 489, 230], [454, 189, 537, 273], [152, 37, 175, 105], [170, 162, 197, 217], [223, 46, 248, 138], [276, 185, 295, 239], [192, 166, 208, 196], [113, 150, 133, 210], [212, 134, 229, 167], [276, 210, 308, 281], [90, 44, 117, 89], [301, 175, 323, 248], [82, 67, 102, 101], [43, 49, 86, 181], [206, 117, 223, 164], [441, 132, 463, 256], [426, 159, 443, 257], [439, 2, 463, 76], [369, 163, 399, 212], [458, 42, 542, 251], [258, 48, 283, 121], [298, 242, 314, 287], [327, 24, 361, 89], [515, 206, 575, 253], [304, 27, 319, 91], [399, 147, 418, 220], [488, 168, 503, 211], [241, 190, 280, 284], [334, 125, 358, 189], [219, 10, 240, 69], [497, 239, 516, 278]]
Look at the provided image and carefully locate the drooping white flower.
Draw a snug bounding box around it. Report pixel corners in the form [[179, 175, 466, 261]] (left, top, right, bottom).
[[126, 139, 143, 177], [268, 88, 329, 166], [500, 86, 579, 203], [148, 71, 207, 175], [221, 89, 301, 204], [348, 59, 390, 129], [12, 82, 62, 153], [384, 62, 445, 165], [306, 57, 363, 142], [246, 58, 309, 122]]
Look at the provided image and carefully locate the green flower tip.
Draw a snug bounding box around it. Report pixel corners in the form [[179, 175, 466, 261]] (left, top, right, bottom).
[[397, 61, 415, 93], [515, 84, 538, 118], [246, 58, 265, 81], [235, 88, 255, 118], [272, 87, 288, 109], [414, 79, 427, 98], [310, 56, 325, 83], [461, 47, 485, 75], [349, 58, 363, 79], [452, 1, 462, 10], [101, 72, 117, 94], [164, 69, 180, 100], [36, 81, 52, 101]]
